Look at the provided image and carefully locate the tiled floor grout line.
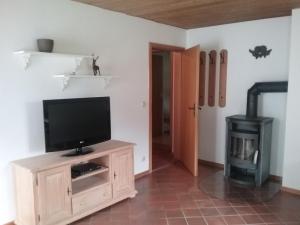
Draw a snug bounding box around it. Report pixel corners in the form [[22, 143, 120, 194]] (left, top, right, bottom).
[[182, 210, 188, 225], [215, 207, 240, 224], [203, 216, 210, 225], [223, 214, 257, 225], [166, 217, 170, 225], [221, 215, 231, 225], [239, 212, 248, 225], [214, 207, 225, 218], [182, 209, 207, 225]]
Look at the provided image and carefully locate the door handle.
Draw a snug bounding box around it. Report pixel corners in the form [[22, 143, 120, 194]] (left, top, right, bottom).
[[188, 104, 196, 117]]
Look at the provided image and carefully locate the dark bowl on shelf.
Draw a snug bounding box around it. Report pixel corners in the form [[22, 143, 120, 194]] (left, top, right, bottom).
[[37, 39, 54, 52]]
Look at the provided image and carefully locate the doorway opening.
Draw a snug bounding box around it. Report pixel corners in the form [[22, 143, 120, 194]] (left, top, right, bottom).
[[151, 50, 173, 170], [149, 43, 185, 172], [149, 43, 199, 176]]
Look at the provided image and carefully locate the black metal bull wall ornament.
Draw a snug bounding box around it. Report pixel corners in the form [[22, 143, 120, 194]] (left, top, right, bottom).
[[249, 45, 272, 59]]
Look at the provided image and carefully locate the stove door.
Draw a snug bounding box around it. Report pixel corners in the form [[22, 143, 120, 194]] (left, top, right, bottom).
[[229, 132, 259, 164]]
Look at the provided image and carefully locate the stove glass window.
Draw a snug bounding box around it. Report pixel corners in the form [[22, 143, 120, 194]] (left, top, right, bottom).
[[230, 136, 256, 161]]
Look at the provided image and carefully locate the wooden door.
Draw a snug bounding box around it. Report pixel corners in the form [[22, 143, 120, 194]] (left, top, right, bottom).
[[37, 166, 71, 225], [171, 52, 182, 160], [152, 54, 164, 137], [180, 46, 200, 176], [112, 149, 134, 198]]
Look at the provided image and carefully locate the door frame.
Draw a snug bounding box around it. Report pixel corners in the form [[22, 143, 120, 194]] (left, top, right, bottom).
[[149, 42, 185, 173]]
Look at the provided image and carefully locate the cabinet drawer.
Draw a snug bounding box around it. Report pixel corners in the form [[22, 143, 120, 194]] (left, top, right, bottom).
[[72, 184, 112, 215]]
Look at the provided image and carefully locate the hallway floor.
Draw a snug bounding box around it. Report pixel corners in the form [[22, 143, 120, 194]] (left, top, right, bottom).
[[152, 147, 173, 171], [72, 163, 300, 225], [152, 135, 173, 170]]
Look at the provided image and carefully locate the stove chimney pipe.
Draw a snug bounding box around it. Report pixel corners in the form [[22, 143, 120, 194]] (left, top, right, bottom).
[[246, 81, 288, 118]]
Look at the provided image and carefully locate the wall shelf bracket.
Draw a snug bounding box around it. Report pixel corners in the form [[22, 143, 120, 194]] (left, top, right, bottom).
[[74, 57, 85, 72], [61, 76, 71, 91], [53, 75, 117, 91], [16, 52, 32, 70], [102, 76, 113, 89]]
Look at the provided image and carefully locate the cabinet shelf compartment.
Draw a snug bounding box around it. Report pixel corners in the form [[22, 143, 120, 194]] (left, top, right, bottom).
[[72, 167, 109, 182], [72, 175, 109, 196], [72, 155, 110, 196]]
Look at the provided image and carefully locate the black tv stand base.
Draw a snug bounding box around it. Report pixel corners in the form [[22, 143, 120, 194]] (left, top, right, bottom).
[[63, 147, 94, 157]]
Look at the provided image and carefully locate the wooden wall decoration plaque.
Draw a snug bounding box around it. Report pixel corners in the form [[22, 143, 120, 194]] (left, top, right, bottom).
[[199, 51, 206, 106], [208, 50, 217, 107], [219, 49, 228, 107]]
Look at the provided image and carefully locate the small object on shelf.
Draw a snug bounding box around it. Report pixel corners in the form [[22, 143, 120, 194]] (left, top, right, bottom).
[[71, 162, 103, 179], [37, 39, 54, 52], [92, 55, 101, 76]]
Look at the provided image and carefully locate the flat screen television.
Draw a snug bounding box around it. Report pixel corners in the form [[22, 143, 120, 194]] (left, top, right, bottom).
[[43, 97, 111, 156]]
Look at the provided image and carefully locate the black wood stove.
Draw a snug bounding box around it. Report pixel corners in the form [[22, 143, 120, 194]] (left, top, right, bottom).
[[225, 115, 273, 186], [225, 82, 288, 186]]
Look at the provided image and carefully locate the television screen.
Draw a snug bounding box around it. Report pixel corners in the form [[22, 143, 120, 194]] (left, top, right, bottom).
[[43, 97, 111, 152]]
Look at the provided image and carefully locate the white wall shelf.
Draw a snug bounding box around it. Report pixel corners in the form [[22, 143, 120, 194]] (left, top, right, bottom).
[[53, 74, 118, 90], [13, 50, 93, 70]]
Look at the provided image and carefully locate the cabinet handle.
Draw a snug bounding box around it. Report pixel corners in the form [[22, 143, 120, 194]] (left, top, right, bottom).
[[114, 172, 117, 179], [67, 187, 72, 196]]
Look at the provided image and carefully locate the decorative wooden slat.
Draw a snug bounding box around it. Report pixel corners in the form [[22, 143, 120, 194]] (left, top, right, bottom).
[[199, 51, 206, 106], [219, 49, 228, 107], [208, 50, 217, 107]]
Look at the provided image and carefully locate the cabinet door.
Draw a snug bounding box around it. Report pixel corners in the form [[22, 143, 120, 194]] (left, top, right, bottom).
[[37, 166, 71, 225], [112, 149, 134, 198]]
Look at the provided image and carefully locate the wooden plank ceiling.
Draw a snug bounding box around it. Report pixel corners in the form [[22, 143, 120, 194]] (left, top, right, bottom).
[[74, 0, 300, 29]]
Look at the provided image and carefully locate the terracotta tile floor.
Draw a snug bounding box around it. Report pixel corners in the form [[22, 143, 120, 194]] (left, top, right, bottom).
[[72, 163, 300, 225]]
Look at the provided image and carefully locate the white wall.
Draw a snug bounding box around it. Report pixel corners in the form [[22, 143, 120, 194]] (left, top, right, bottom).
[[0, 0, 185, 223], [283, 9, 300, 190], [187, 17, 290, 176]]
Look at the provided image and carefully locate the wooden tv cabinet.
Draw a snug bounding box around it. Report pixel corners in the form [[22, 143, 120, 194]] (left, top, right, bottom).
[[12, 140, 137, 225]]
